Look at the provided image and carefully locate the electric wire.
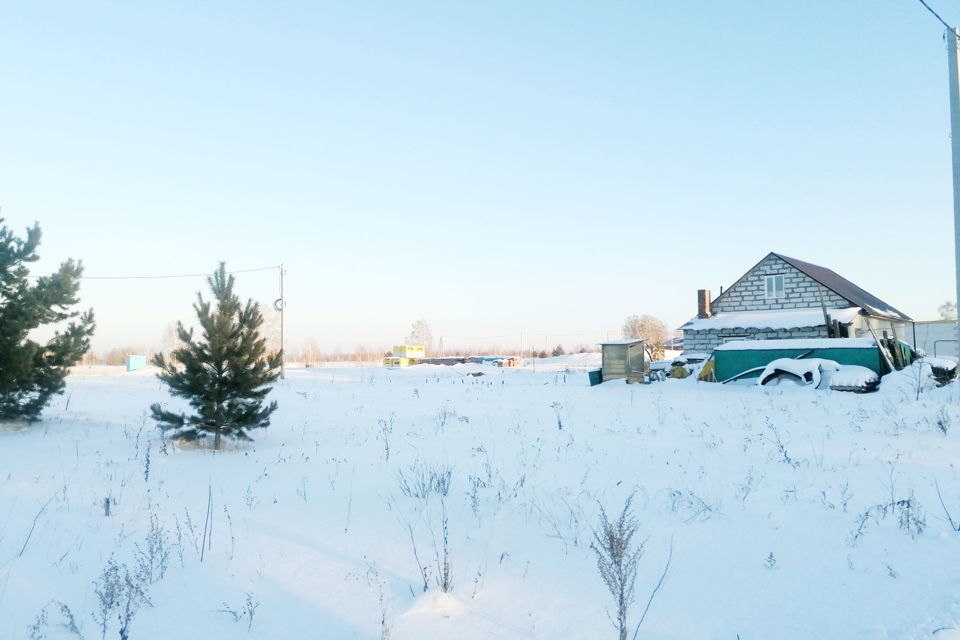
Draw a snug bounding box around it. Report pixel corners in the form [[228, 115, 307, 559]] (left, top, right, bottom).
[[917, 0, 954, 31], [28, 265, 281, 281]]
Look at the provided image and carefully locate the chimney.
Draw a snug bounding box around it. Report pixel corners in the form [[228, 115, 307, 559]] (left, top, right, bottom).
[[697, 289, 711, 318]]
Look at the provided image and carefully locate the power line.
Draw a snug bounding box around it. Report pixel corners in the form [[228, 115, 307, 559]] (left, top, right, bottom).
[[440, 333, 520, 340], [523, 329, 610, 337], [916, 0, 953, 31], [440, 329, 610, 341], [28, 265, 280, 281]]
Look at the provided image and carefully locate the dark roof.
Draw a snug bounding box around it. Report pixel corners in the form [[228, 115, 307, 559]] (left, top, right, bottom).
[[772, 253, 911, 321]]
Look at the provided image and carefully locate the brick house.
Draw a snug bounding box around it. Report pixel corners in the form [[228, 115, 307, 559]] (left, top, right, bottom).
[[682, 253, 912, 354]]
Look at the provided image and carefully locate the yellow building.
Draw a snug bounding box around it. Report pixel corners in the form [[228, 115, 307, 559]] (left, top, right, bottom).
[[383, 345, 425, 367], [394, 345, 425, 359]]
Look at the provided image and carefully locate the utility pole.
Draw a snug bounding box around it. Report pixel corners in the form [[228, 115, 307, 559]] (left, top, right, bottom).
[[948, 28, 960, 399], [274, 263, 286, 379]]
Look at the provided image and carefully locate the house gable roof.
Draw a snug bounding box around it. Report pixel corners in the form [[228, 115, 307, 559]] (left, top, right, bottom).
[[710, 252, 911, 322], [772, 253, 911, 321]]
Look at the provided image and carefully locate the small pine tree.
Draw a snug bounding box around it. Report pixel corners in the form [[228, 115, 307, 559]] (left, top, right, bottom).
[[0, 219, 95, 421], [150, 264, 281, 449], [551, 344, 565, 357]]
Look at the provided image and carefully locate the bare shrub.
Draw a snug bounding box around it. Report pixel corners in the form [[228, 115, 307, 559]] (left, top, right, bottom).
[[93, 559, 122, 639], [395, 461, 455, 593], [378, 414, 395, 462], [550, 402, 564, 431], [936, 479, 960, 532], [849, 492, 927, 545], [665, 488, 718, 523], [432, 500, 453, 593], [397, 461, 452, 501], [26, 601, 80, 640], [467, 474, 487, 520], [591, 495, 645, 640], [765, 420, 800, 469], [134, 512, 171, 585], [27, 607, 48, 640], [219, 592, 260, 631], [530, 493, 585, 554], [434, 403, 456, 433], [93, 558, 151, 640], [937, 406, 951, 435], [734, 467, 762, 507], [379, 580, 391, 639]]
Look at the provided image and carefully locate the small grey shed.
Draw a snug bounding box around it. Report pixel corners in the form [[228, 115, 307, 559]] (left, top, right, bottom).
[[599, 339, 647, 383]]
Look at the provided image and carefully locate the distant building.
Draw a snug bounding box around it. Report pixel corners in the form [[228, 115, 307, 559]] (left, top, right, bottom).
[[662, 336, 684, 351], [393, 345, 425, 359], [911, 319, 958, 358], [383, 345, 425, 367], [683, 253, 912, 354]]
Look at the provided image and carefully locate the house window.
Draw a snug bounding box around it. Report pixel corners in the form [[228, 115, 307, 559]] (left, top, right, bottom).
[[764, 274, 785, 300]]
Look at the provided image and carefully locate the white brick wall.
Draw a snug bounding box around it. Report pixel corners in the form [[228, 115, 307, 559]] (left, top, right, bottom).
[[682, 254, 854, 354], [712, 255, 851, 313], [683, 326, 829, 354]]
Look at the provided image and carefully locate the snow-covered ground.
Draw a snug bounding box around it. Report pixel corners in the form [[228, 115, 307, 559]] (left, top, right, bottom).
[[2, 362, 959, 639]]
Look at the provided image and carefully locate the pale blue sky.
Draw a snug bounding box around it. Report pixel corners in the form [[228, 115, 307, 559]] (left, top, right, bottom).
[[1, 1, 957, 352]]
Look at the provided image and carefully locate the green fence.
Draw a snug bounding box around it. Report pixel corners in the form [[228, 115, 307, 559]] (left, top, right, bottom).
[[714, 346, 884, 383]]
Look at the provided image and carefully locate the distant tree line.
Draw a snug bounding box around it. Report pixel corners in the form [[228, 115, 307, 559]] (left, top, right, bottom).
[[81, 340, 602, 366]]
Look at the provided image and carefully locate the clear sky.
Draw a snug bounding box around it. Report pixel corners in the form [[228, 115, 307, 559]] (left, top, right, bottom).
[[1, 1, 958, 353]]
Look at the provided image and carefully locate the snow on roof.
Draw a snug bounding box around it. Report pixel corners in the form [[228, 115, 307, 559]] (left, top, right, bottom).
[[683, 307, 861, 331], [715, 337, 877, 352], [598, 339, 645, 346]]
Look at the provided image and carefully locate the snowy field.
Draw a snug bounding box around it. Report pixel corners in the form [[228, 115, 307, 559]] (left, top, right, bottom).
[[2, 361, 960, 639]]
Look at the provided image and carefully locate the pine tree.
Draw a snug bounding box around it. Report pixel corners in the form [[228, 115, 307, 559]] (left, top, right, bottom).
[[150, 264, 281, 449], [0, 219, 95, 422]]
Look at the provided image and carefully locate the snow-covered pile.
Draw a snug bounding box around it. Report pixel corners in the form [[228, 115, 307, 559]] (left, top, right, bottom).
[[880, 359, 959, 399], [926, 357, 959, 385], [757, 358, 839, 388], [826, 365, 880, 392], [755, 359, 880, 392], [1, 366, 959, 639], [527, 352, 601, 371], [925, 357, 958, 371]]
